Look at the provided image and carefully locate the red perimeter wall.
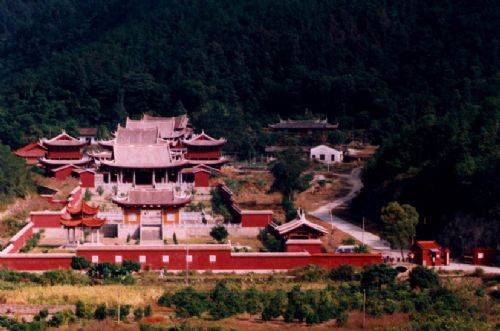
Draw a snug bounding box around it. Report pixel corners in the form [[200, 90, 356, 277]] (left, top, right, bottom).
[[0, 256, 73, 270], [54, 166, 74, 180], [240, 213, 273, 227], [76, 246, 381, 271], [79, 172, 95, 188], [8, 223, 34, 253]]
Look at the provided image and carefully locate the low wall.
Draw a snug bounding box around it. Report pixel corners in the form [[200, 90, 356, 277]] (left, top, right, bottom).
[[30, 211, 63, 228], [218, 184, 273, 227], [6, 222, 34, 253], [0, 254, 74, 270], [76, 244, 382, 271]]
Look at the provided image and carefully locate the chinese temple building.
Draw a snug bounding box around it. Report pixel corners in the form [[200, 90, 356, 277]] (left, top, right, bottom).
[[113, 188, 191, 241], [182, 130, 227, 166], [269, 119, 339, 133], [59, 194, 106, 246], [40, 131, 90, 170], [14, 141, 46, 165], [271, 211, 328, 240]]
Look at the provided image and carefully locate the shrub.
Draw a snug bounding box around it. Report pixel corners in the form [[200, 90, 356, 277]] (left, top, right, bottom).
[[134, 307, 144, 321], [71, 256, 90, 270], [144, 304, 152, 317], [209, 281, 245, 320], [244, 288, 262, 315], [157, 292, 172, 307], [329, 264, 354, 281], [258, 228, 284, 252], [120, 304, 131, 320], [361, 264, 397, 289], [41, 269, 90, 285], [210, 225, 229, 243], [84, 188, 92, 201], [291, 264, 327, 282], [122, 260, 140, 273], [94, 304, 107, 320], [354, 244, 370, 253], [342, 237, 356, 245], [75, 300, 85, 318], [409, 266, 440, 289], [172, 287, 207, 318]]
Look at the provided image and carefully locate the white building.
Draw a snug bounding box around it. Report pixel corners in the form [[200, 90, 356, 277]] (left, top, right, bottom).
[[310, 145, 343, 164]]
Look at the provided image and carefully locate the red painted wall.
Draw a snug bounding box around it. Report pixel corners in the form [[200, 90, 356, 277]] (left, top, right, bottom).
[[186, 149, 221, 160], [472, 248, 497, 266], [240, 213, 272, 227], [54, 166, 74, 180], [79, 172, 95, 188], [194, 171, 210, 187], [411, 247, 450, 266], [8, 223, 34, 253], [0, 256, 73, 270], [76, 246, 382, 271], [30, 212, 62, 228], [47, 148, 82, 159]]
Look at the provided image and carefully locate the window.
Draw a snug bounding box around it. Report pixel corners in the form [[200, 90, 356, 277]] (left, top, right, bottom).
[[91, 255, 99, 263], [162, 255, 169, 263], [319, 154, 325, 160], [312, 154, 316, 159], [209, 255, 216, 263], [139, 255, 146, 263], [331, 155, 335, 161], [167, 213, 175, 221], [186, 255, 193, 263], [115, 255, 122, 263]]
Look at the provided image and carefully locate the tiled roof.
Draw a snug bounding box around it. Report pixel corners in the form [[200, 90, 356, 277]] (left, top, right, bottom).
[[269, 119, 338, 130], [115, 126, 159, 144], [126, 117, 184, 139], [102, 144, 185, 168], [14, 142, 46, 158], [182, 130, 226, 147], [78, 127, 97, 136], [273, 213, 328, 236], [415, 241, 442, 250], [42, 131, 87, 147]]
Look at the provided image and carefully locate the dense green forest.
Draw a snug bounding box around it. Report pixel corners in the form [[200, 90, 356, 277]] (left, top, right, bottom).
[[0, 0, 498, 252]]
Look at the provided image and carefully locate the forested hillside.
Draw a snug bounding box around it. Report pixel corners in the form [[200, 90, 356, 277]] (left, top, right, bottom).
[[0, 0, 498, 251]]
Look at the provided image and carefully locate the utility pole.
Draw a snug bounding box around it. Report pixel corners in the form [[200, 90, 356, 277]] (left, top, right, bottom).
[[362, 289, 366, 329], [362, 217, 365, 245]]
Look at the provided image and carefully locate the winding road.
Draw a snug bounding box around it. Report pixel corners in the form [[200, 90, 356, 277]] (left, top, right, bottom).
[[310, 167, 392, 251]]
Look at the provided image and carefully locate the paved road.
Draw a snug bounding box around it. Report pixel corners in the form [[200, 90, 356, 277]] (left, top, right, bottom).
[[310, 167, 500, 274], [310, 167, 392, 251]]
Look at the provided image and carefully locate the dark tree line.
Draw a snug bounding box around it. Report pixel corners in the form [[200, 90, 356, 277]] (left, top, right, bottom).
[[0, 0, 497, 248]]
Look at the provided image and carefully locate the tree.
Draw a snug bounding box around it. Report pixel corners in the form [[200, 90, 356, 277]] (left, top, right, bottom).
[[361, 264, 397, 289], [329, 264, 354, 281], [409, 266, 440, 289], [71, 256, 90, 270], [270, 148, 309, 197], [210, 225, 229, 243], [380, 202, 419, 258], [94, 304, 107, 320]]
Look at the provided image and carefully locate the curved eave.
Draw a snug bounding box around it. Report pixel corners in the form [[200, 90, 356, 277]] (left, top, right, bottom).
[[100, 160, 188, 169], [112, 197, 192, 208], [39, 157, 90, 166], [182, 140, 226, 147], [187, 158, 228, 166], [42, 141, 87, 147]]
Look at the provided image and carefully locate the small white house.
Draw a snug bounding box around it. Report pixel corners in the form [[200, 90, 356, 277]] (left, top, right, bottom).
[[310, 145, 343, 164]]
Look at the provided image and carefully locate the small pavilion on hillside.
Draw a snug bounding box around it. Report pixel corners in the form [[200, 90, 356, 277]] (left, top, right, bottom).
[[59, 196, 106, 246], [271, 210, 328, 240], [182, 130, 227, 167], [40, 131, 90, 171]]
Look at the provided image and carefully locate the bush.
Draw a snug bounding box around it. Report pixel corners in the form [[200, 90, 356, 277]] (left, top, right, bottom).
[[120, 304, 131, 320], [122, 260, 140, 273], [354, 244, 370, 253], [172, 287, 207, 318], [291, 264, 327, 282], [210, 225, 229, 243], [144, 304, 152, 317], [41, 269, 90, 285], [258, 228, 284, 252], [329, 265, 354, 281], [409, 266, 440, 289], [75, 300, 85, 318], [71, 256, 90, 270], [361, 264, 397, 289], [342, 237, 356, 245], [157, 292, 172, 307], [94, 304, 107, 320], [134, 307, 144, 321]]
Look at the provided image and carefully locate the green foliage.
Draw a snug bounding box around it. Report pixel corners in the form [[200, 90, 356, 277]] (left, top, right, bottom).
[[134, 307, 144, 321], [94, 304, 107, 320], [171, 287, 207, 318], [291, 264, 327, 282], [258, 228, 284, 252], [341, 237, 356, 245], [83, 188, 92, 202], [157, 291, 172, 307], [209, 281, 245, 320], [122, 260, 140, 273], [329, 265, 354, 281], [144, 304, 152, 317], [270, 149, 309, 196], [71, 256, 90, 270], [0, 144, 33, 202], [87, 262, 137, 283], [354, 244, 370, 253], [19, 231, 42, 253], [361, 264, 397, 289], [409, 266, 440, 289], [282, 197, 298, 221], [210, 225, 228, 243], [41, 269, 90, 285], [380, 202, 419, 257]]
